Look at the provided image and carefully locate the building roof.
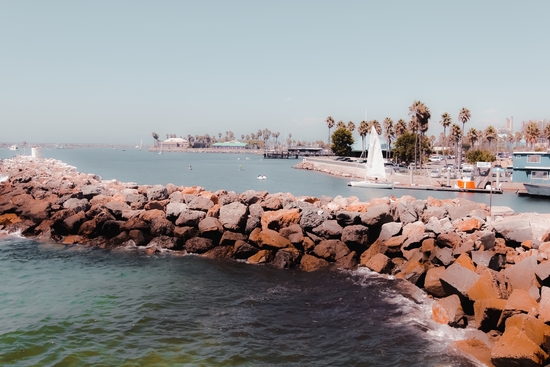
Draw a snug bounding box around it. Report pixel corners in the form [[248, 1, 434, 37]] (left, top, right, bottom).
[[212, 141, 247, 147], [163, 137, 188, 143]]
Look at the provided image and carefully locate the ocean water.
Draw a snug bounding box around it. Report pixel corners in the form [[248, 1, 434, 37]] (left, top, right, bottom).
[[0, 147, 537, 366], [1, 147, 547, 214]]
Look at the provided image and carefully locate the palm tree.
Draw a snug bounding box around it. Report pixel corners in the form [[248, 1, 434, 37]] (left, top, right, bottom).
[[450, 124, 462, 165], [439, 112, 452, 159], [347, 121, 355, 133], [383, 117, 394, 160], [484, 126, 497, 152], [336, 120, 346, 130], [467, 128, 480, 149], [409, 100, 431, 168], [358, 120, 369, 152], [458, 107, 471, 164], [395, 119, 407, 139], [367, 119, 382, 135], [326, 116, 335, 145], [151, 132, 159, 147], [514, 131, 523, 148], [525, 121, 541, 150], [544, 125, 550, 148]]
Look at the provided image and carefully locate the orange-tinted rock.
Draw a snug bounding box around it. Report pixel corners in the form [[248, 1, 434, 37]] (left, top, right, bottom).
[[424, 266, 447, 298], [453, 339, 494, 367], [505, 314, 550, 348], [432, 294, 466, 327], [247, 249, 272, 264], [359, 240, 387, 266], [261, 208, 301, 231], [539, 286, 550, 324], [453, 217, 483, 233], [62, 235, 87, 245], [300, 254, 329, 272], [498, 289, 540, 329], [491, 326, 548, 367], [455, 253, 476, 272], [474, 298, 507, 332], [313, 239, 350, 261], [0, 213, 21, 226], [365, 253, 392, 274], [258, 229, 291, 250], [468, 268, 512, 302]]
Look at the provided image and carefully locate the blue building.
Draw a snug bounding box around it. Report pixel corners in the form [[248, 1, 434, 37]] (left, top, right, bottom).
[[512, 152, 550, 183]]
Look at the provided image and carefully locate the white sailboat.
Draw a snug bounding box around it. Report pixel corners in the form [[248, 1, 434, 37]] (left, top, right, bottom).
[[348, 126, 394, 189]]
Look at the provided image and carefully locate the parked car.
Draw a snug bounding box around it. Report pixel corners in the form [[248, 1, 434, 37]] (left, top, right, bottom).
[[430, 169, 441, 178], [429, 155, 444, 162]]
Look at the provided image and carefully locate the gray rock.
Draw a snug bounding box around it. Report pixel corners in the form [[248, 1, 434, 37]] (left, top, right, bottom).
[[379, 222, 402, 242], [503, 255, 540, 300], [239, 190, 268, 205], [63, 198, 89, 213], [175, 210, 206, 226], [396, 201, 417, 225], [300, 207, 331, 231], [188, 196, 215, 212], [359, 204, 393, 226], [219, 201, 248, 231], [440, 262, 480, 299], [105, 201, 131, 219], [335, 211, 361, 226], [80, 185, 104, 199], [491, 213, 550, 244], [341, 225, 369, 249], [312, 220, 343, 239], [146, 185, 168, 201], [166, 202, 188, 220]]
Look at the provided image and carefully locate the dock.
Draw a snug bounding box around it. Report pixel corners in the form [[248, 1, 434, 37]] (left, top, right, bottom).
[[393, 184, 503, 194]]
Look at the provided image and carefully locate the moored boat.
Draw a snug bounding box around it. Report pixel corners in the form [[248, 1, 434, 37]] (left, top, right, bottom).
[[523, 183, 550, 197], [348, 126, 394, 189]]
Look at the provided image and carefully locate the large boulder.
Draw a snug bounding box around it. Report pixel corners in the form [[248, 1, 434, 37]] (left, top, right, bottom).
[[257, 229, 291, 250], [313, 239, 350, 262], [261, 208, 301, 231], [311, 220, 343, 240], [492, 213, 550, 245], [184, 237, 215, 253], [300, 254, 329, 272], [219, 201, 248, 231], [188, 196, 215, 212], [359, 204, 393, 226], [175, 210, 206, 226], [146, 185, 168, 201]]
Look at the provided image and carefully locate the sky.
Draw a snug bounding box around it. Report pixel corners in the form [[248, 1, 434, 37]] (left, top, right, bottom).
[[1, 0, 549, 145]]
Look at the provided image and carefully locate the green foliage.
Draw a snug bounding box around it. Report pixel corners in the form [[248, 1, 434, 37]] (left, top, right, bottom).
[[331, 128, 354, 156], [466, 149, 495, 163], [392, 132, 432, 164]]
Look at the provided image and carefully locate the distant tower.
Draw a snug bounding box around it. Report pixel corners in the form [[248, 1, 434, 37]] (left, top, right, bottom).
[[506, 116, 513, 133]]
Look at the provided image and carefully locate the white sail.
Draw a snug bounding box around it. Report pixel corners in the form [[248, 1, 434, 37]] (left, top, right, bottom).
[[365, 126, 386, 180]]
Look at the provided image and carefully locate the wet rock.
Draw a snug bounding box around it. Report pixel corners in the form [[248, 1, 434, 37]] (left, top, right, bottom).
[[184, 237, 215, 254], [300, 254, 329, 272]]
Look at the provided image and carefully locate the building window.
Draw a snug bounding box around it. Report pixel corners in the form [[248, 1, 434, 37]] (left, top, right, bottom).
[[527, 155, 541, 163], [531, 171, 549, 180]]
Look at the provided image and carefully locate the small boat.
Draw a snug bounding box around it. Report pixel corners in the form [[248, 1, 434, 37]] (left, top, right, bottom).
[[522, 183, 550, 197], [257, 175, 267, 180], [9, 145, 18, 151], [348, 126, 394, 189]]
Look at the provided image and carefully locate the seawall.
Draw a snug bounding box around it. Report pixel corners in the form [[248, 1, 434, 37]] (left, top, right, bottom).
[[1, 155, 550, 366]]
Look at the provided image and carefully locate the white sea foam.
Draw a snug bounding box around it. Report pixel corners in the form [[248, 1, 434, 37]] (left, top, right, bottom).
[[351, 267, 487, 365]]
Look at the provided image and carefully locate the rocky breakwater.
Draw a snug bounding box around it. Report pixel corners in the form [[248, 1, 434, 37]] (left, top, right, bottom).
[[3, 156, 550, 366]]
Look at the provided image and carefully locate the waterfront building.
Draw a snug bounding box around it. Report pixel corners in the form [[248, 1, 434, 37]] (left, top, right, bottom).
[[512, 151, 550, 183], [212, 141, 248, 149], [161, 137, 189, 149]]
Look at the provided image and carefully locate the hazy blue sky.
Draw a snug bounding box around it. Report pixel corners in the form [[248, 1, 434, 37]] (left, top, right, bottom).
[[1, 1, 549, 144]]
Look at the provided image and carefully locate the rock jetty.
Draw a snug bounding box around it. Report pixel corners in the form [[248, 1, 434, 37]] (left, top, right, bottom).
[[2, 156, 550, 366]]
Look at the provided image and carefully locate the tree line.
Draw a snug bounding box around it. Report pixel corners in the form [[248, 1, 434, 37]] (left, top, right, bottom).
[[327, 102, 550, 165]]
